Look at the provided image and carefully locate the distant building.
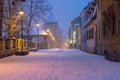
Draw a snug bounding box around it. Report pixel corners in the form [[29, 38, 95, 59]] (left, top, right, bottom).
[[69, 26, 75, 48], [96, 0, 120, 61], [69, 17, 81, 48], [30, 35, 49, 49], [79, 6, 88, 51], [79, 0, 97, 52], [45, 12, 62, 48]]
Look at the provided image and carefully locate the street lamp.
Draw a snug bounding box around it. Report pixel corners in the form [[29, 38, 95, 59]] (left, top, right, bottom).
[[19, 10, 24, 51], [46, 29, 50, 33], [15, 9, 29, 55], [36, 23, 40, 49], [19, 11, 24, 15]]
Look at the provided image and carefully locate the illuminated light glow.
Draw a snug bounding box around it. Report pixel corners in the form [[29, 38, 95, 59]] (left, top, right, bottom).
[[73, 31, 76, 39], [52, 38, 55, 40], [73, 39, 76, 44], [42, 31, 47, 35], [49, 34, 53, 38], [19, 11, 24, 15], [49, 32, 52, 35], [69, 40, 73, 43], [65, 42, 68, 46], [36, 23, 40, 27], [65, 44, 68, 46], [51, 35, 54, 38], [46, 29, 50, 33]]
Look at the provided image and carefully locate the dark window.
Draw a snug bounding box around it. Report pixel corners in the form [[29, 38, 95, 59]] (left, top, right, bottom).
[[99, 24, 101, 39], [87, 31, 88, 40], [91, 28, 94, 39], [103, 21, 107, 37], [90, 29, 93, 39], [89, 30, 91, 39], [97, 0, 100, 10], [118, 21, 119, 35], [111, 16, 117, 34], [87, 28, 94, 40]]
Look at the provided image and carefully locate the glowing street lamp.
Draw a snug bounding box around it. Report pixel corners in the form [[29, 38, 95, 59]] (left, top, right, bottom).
[[49, 32, 52, 36], [19, 10, 24, 51], [46, 29, 50, 33], [65, 43, 68, 46], [42, 31, 47, 35], [19, 10, 24, 15], [52, 37, 55, 41], [36, 23, 40, 27]]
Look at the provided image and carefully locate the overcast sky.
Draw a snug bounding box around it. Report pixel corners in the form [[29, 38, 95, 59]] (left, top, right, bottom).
[[49, 0, 91, 38]]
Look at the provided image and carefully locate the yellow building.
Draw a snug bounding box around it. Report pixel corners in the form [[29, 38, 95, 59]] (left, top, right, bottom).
[[96, 0, 120, 61]]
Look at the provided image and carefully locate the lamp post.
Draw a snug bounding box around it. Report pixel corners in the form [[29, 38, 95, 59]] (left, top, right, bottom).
[[19, 10, 24, 51], [36, 23, 40, 49]]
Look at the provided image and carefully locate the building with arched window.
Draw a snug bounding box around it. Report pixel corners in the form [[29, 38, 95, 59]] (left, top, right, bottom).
[[96, 0, 120, 61]]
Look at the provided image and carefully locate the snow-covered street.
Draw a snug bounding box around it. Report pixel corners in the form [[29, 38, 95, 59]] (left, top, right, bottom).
[[0, 49, 120, 80]]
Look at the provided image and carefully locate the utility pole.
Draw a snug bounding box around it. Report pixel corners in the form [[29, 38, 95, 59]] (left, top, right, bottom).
[[19, 9, 24, 51], [36, 23, 40, 49]]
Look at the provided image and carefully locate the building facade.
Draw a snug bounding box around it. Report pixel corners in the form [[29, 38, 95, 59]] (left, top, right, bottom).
[[85, 1, 97, 53], [69, 17, 81, 48], [45, 12, 62, 48], [96, 0, 120, 61], [79, 9, 87, 51], [80, 2, 96, 51]]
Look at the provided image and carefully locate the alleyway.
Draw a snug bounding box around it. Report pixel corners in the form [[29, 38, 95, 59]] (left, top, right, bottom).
[[0, 49, 120, 80]]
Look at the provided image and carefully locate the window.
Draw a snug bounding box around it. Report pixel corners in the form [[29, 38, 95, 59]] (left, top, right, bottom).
[[88, 30, 91, 39], [97, 0, 100, 10], [91, 28, 94, 39], [87, 31, 88, 40], [111, 16, 118, 34], [103, 21, 107, 37], [99, 24, 101, 39], [90, 29, 92, 39], [118, 21, 119, 35], [87, 28, 94, 40]]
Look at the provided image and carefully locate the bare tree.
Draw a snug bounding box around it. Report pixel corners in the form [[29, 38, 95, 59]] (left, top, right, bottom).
[[2, 0, 25, 38], [2, 0, 51, 40], [23, 0, 52, 40]]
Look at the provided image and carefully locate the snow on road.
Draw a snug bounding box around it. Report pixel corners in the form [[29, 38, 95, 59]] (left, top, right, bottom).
[[0, 49, 120, 80]]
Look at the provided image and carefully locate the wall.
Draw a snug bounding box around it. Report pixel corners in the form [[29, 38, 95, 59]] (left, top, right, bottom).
[[97, 0, 120, 61], [86, 20, 97, 53]]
